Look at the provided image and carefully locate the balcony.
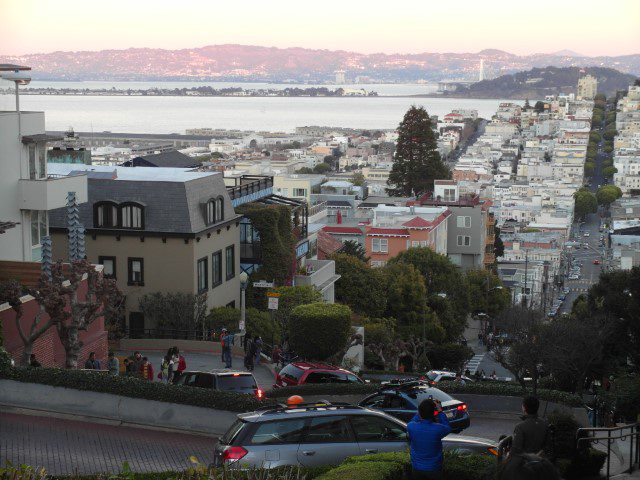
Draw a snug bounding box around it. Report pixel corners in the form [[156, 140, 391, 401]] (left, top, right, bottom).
[[226, 175, 273, 207], [484, 252, 496, 265], [485, 234, 496, 244], [18, 173, 87, 211], [294, 259, 341, 303]]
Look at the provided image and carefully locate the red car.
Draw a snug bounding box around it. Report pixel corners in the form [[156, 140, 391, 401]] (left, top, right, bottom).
[[273, 361, 364, 388], [593, 259, 601, 265]]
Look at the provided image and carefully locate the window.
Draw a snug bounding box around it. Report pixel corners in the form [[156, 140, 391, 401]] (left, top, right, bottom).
[[457, 216, 471, 228], [411, 241, 419, 248], [128, 257, 144, 285], [350, 416, 407, 442], [370, 260, 386, 268], [250, 419, 306, 445], [457, 235, 471, 247], [212, 250, 222, 287], [225, 245, 235, 280], [28, 145, 46, 180], [372, 238, 388, 253], [197, 257, 208, 292], [304, 416, 353, 444], [95, 202, 118, 228], [305, 372, 345, 384], [121, 203, 143, 229], [443, 188, 456, 202], [293, 188, 307, 198], [194, 373, 214, 389], [206, 200, 216, 224], [98, 256, 116, 279], [30, 210, 47, 261], [360, 394, 387, 409], [420, 241, 428, 247], [216, 198, 224, 222]]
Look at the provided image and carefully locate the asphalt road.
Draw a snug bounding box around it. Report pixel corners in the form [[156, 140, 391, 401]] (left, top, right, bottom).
[[0, 411, 517, 475]]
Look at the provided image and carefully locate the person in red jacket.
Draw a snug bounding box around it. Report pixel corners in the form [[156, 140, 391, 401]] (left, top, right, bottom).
[[139, 356, 154, 381], [173, 346, 187, 382]]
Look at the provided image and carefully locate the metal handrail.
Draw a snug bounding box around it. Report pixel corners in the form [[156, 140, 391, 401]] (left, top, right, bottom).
[[577, 423, 640, 479]]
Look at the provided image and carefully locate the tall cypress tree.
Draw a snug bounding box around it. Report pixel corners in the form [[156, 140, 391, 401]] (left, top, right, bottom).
[[386, 106, 450, 197]]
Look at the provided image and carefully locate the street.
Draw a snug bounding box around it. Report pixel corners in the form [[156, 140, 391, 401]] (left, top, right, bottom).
[[0, 411, 517, 475]]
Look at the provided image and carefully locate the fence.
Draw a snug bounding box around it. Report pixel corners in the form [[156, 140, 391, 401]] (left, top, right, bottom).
[[577, 423, 640, 478]]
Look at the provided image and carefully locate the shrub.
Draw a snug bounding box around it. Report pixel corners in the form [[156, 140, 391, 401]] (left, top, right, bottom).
[[559, 448, 608, 480], [314, 461, 402, 480], [426, 343, 473, 371], [289, 303, 352, 361], [0, 366, 265, 413], [547, 410, 579, 458], [442, 451, 496, 480], [208, 307, 280, 344]]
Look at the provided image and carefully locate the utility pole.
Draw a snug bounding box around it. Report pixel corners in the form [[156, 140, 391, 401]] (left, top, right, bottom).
[[522, 250, 529, 308]]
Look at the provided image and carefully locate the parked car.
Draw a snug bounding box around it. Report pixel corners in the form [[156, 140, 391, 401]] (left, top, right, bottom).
[[273, 362, 364, 388], [213, 401, 497, 469], [568, 275, 579, 280], [174, 370, 264, 399], [358, 381, 470, 432], [424, 370, 475, 385], [584, 232, 590, 237], [593, 259, 601, 265]]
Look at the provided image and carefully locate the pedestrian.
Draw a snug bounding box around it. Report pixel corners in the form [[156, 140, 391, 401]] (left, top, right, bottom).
[[131, 351, 144, 376], [254, 335, 263, 365], [139, 356, 154, 381], [220, 328, 227, 363], [223, 330, 235, 368], [271, 344, 282, 366], [498, 453, 560, 480], [173, 347, 186, 382], [244, 335, 255, 371], [29, 353, 41, 368], [510, 396, 550, 456], [243, 331, 251, 353], [123, 358, 132, 375], [464, 369, 471, 378], [159, 353, 171, 383], [491, 370, 498, 381], [84, 352, 101, 370], [107, 352, 119, 376], [454, 372, 466, 386], [407, 398, 452, 479]]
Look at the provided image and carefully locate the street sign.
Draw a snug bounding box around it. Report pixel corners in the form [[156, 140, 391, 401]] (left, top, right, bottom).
[[253, 281, 274, 288], [268, 297, 279, 310], [266, 292, 281, 297]]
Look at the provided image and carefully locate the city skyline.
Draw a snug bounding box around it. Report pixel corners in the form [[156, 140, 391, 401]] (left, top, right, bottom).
[[2, 0, 639, 57]]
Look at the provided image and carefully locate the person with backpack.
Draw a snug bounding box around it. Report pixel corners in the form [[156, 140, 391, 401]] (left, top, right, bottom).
[[244, 336, 255, 371]]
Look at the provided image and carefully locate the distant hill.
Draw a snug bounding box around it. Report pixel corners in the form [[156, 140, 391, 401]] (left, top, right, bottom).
[[447, 66, 638, 99], [1, 44, 640, 83]]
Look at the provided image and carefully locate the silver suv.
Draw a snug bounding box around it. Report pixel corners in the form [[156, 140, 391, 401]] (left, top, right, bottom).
[[213, 401, 497, 469]]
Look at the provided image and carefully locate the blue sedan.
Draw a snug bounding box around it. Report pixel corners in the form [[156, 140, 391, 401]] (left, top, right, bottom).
[[359, 382, 470, 433]]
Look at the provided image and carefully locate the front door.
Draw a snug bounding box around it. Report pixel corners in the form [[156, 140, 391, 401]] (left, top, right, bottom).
[[129, 312, 144, 338]]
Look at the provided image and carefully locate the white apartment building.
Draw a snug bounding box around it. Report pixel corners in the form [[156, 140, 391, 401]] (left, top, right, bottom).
[[577, 75, 598, 100], [0, 110, 88, 262]]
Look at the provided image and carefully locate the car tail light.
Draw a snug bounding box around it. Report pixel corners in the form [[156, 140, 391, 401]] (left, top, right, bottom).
[[457, 403, 468, 411], [255, 388, 264, 399], [487, 447, 498, 456], [222, 446, 248, 462], [232, 373, 241, 377]]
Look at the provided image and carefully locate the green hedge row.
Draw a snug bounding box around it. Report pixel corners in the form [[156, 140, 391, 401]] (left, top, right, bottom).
[[316, 451, 496, 480], [0, 366, 264, 413], [267, 381, 583, 407]]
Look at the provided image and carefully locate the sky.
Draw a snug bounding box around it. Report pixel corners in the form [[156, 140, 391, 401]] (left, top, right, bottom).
[[1, 0, 639, 57]]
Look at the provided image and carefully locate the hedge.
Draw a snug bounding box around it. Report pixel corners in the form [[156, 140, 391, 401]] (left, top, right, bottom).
[[317, 451, 496, 480], [0, 366, 265, 413], [267, 380, 583, 407], [289, 303, 352, 361]]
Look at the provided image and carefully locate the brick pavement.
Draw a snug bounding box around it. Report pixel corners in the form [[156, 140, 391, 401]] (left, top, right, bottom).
[[0, 413, 215, 475]]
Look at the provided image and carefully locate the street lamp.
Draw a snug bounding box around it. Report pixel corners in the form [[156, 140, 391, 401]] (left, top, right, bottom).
[[0, 64, 32, 112], [239, 271, 249, 332]]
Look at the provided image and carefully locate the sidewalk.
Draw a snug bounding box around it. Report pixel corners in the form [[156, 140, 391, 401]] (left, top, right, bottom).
[[116, 350, 275, 389]]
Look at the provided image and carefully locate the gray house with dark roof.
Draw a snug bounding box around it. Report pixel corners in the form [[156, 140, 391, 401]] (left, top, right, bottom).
[[47, 164, 241, 334]]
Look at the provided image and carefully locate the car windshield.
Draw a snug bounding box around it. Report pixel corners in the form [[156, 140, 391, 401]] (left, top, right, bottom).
[[416, 389, 454, 403], [220, 419, 246, 445], [426, 372, 438, 381], [217, 374, 257, 390], [280, 364, 304, 381]]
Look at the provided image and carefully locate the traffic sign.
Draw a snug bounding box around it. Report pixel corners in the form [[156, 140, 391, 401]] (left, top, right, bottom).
[[268, 297, 279, 310], [266, 292, 281, 297], [253, 281, 275, 288]]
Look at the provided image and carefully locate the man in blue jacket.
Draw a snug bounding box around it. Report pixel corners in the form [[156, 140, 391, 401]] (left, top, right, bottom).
[[407, 398, 452, 479]]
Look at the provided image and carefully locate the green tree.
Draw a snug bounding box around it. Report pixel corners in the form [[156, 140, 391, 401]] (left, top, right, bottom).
[[603, 129, 617, 141], [584, 162, 595, 177], [389, 248, 469, 340], [387, 106, 449, 196], [271, 285, 323, 333], [289, 303, 352, 360], [589, 131, 601, 143], [350, 172, 366, 186], [534, 101, 545, 113], [573, 188, 597, 218], [332, 253, 387, 317], [602, 166, 618, 178], [207, 306, 280, 343], [594, 93, 606, 102], [340, 240, 368, 262], [465, 269, 511, 318], [596, 185, 622, 206], [295, 167, 314, 174], [494, 225, 505, 258], [313, 162, 331, 174], [382, 263, 427, 326]]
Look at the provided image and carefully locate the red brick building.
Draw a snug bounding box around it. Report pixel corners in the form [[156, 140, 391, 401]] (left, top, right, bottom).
[[0, 261, 108, 368]]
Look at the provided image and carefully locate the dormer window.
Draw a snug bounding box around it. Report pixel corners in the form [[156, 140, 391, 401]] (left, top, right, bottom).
[[205, 197, 224, 225], [121, 203, 144, 229], [95, 202, 118, 227]]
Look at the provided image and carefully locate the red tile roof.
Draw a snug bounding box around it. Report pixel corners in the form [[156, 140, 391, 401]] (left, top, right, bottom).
[[317, 230, 345, 260], [367, 227, 410, 237], [322, 226, 362, 235], [402, 217, 433, 229]]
